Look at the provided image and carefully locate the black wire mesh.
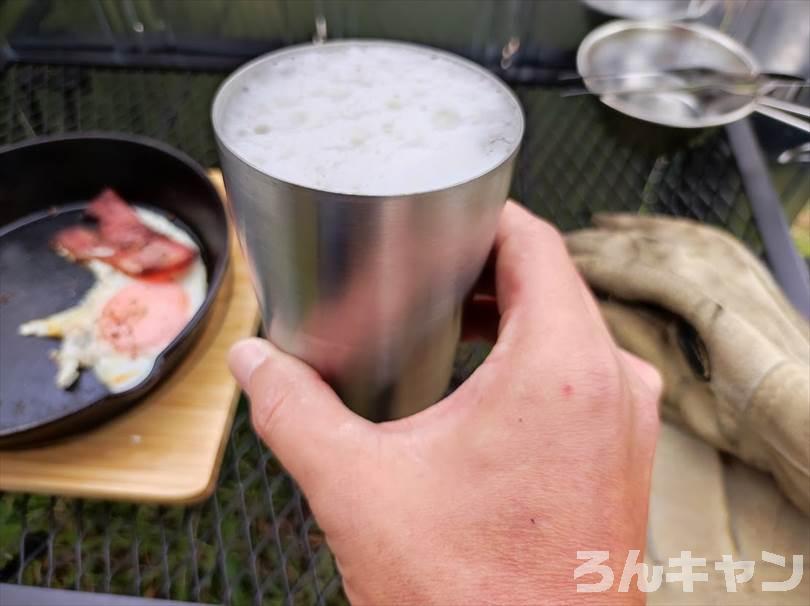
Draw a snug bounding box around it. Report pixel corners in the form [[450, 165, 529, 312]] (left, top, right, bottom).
[[511, 88, 766, 246], [0, 405, 343, 606], [0, 62, 805, 605], [2, 64, 223, 166]]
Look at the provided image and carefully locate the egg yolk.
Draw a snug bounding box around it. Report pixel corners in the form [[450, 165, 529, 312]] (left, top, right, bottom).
[[100, 281, 190, 356]]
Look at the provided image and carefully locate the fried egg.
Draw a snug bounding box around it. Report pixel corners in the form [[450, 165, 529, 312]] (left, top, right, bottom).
[[19, 208, 207, 393]]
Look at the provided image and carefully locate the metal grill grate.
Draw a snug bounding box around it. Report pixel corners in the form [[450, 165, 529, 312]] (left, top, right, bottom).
[[0, 63, 804, 605], [0, 406, 344, 605], [512, 89, 764, 246], [2, 64, 223, 166]]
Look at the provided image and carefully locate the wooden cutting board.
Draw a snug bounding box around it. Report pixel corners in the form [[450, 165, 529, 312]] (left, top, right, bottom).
[[0, 170, 260, 504]]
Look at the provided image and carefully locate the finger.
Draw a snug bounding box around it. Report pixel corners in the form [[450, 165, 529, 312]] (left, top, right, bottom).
[[573, 267, 616, 343], [563, 228, 624, 341], [493, 201, 604, 343], [229, 338, 371, 492]]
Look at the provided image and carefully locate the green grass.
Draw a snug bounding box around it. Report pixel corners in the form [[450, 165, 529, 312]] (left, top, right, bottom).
[[792, 203, 810, 258]]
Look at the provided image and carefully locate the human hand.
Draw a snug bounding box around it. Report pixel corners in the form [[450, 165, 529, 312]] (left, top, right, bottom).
[[229, 201, 661, 605]]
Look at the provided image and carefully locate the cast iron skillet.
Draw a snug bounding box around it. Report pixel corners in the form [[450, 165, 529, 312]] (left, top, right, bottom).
[[0, 133, 229, 448]]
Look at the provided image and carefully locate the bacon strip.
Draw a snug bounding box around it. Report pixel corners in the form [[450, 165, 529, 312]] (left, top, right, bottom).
[[52, 189, 196, 277], [52, 226, 115, 260], [87, 189, 154, 249]]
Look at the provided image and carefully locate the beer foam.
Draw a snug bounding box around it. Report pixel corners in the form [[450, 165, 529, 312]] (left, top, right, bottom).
[[218, 42, 523, 196]]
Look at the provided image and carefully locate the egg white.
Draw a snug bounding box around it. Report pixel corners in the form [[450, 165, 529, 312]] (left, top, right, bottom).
[[19, 208, 207, 393]]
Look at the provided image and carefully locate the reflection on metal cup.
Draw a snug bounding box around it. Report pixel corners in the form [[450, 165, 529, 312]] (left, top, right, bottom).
[[212, 40, 523, 420]]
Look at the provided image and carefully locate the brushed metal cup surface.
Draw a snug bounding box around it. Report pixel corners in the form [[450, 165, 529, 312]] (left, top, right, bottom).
[[212, 40, 524, 421]]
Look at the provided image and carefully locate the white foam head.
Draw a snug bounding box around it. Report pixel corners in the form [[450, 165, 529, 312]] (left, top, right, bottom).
[[216, 41, 523, 196]]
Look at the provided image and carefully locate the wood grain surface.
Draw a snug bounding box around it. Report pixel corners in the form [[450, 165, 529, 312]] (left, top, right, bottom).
[[0, 170, 260, 504]]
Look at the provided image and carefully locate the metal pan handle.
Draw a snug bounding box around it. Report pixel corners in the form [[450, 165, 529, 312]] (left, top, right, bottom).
[[756, 96, 810, 118], [752, 104, 810, 133]]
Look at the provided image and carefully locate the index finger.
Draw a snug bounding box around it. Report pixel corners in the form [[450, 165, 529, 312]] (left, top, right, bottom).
[[493, 201, 609, 347]]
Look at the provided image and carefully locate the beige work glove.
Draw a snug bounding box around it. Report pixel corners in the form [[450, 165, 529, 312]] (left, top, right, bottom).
[[647, 423, 810, 605], [566, 214, 810, 515]]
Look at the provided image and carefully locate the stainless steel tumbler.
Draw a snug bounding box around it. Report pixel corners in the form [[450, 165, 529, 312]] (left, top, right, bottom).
[[212, 41, 523, 421]]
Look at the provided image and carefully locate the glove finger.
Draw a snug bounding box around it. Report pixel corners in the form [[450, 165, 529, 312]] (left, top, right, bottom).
[[572, 253, 688, 316], [599, 300, 680, 413], [592, 212, 699, 242], [591, 212, 670, 232], [601, 216, 753, 268], [564, 228, 613, 256], [599, 299, 727, 451], [591, 212, 642, 230], [587, 215, 805, 344], [568, 227, 674, 269]]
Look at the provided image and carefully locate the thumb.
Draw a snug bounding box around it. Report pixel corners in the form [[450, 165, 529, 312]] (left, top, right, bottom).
[[229, 337, 370, 491]]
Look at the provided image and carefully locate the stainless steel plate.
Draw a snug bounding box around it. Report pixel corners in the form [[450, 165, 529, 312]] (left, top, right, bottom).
[[577, 20, 759, 129], [581, 0, 717, 21]]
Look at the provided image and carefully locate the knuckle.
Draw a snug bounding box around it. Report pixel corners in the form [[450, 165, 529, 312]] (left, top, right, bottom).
[[579, 348, 624, 404]]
